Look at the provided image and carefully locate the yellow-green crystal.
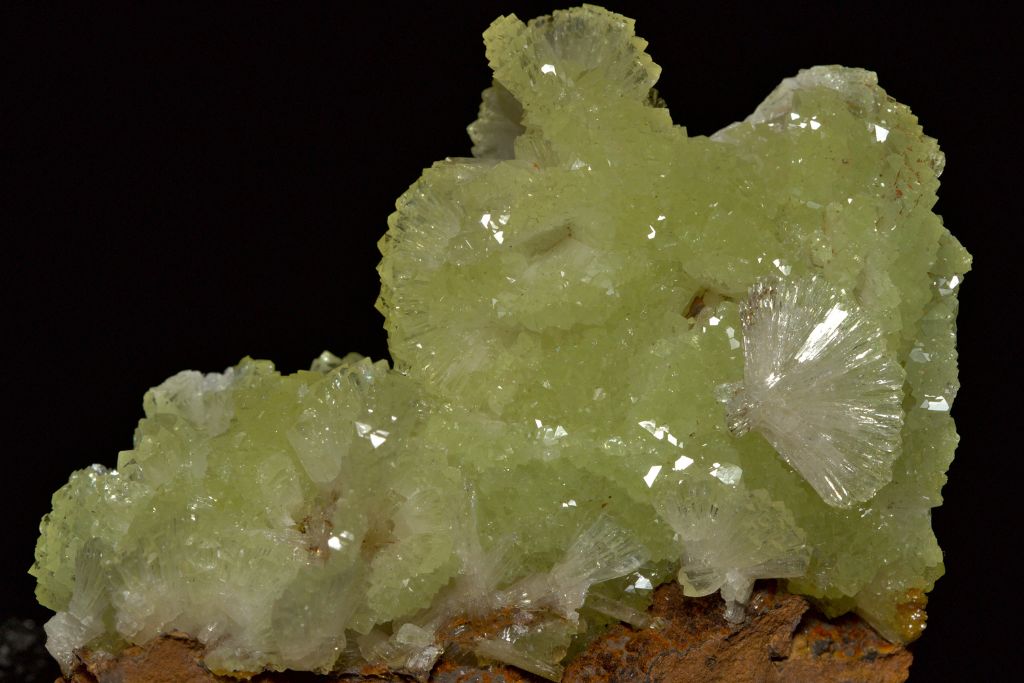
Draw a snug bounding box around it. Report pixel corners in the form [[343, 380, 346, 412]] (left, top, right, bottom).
[[32, 5, 970, 676]]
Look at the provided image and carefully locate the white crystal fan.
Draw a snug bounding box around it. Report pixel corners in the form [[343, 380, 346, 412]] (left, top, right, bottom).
[[658, 481, 809, 623], [720, 276, 904, 507]]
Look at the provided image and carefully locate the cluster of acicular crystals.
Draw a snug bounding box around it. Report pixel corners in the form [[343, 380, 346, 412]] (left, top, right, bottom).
[[33, 4, 970, 678], [719, 275, 906, 507], [656, 480, 810, 622]]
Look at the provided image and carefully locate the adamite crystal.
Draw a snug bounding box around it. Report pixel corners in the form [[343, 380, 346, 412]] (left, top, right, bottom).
[[32, 5, 970, 678]]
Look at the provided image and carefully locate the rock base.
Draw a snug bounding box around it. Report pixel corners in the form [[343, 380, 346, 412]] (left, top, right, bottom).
[[61, 583, 910, 683]]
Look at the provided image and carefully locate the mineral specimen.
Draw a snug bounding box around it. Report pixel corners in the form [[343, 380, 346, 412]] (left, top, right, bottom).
[[31, 4, 970, 679]]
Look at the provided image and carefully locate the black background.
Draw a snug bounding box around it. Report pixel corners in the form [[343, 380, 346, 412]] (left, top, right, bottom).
[[2, 2, 1015, 680]]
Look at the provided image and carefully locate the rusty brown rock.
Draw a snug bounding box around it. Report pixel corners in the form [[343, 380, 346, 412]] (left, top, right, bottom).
[[59, 583, 909, 683], [430, 660, 543, 683], [64, 633, 235, 683], [563, 583, 911, 683], [61, 635, 538, 683], [62, 633, 409, 683]]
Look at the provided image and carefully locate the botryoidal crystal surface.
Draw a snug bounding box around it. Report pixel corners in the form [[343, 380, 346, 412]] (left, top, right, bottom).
[[32, 5, 970, 679]]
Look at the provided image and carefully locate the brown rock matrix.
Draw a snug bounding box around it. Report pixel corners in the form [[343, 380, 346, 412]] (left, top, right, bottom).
[[565, 583, 910, 682], [61, 583, 909, 683]]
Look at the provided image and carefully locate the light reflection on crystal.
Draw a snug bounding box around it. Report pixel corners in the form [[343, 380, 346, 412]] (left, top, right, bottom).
[[643, 465, 662, 488], [355, 421, 390, 449], [479, 212, 508, 244], [710, 462, 743, 485], [921, 396, 950, 412], [725, 326, 740, 350], [536, 419, 568, 444], [673, 454, 694, 471], [795, 304, 849, 363], [909, 346, 932, 363], [936, 274, 963, 296], [638, 420, 684, 448], [771, 257, 792, 275], [625, 575, 653, 593]]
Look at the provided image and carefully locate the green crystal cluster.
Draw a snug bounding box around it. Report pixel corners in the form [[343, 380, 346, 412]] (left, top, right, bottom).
[[32, 5, 970, 678]]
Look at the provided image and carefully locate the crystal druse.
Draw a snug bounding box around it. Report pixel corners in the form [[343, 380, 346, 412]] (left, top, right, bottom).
[[32, 5, 970, 679]]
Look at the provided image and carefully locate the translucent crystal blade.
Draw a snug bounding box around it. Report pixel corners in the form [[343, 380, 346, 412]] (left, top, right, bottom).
[[658, 479, 809, 621]]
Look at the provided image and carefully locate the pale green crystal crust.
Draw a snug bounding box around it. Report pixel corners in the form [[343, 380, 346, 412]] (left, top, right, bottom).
[[32, 5, 970, 677]]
